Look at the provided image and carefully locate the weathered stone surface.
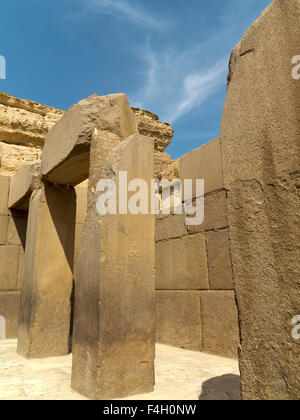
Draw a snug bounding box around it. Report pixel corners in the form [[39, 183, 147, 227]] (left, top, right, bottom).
[[0, 292, 21, 338], [0, 91, 64, 147], [187, 190, 228, 234], [0, 245, 20, 291], [154, 151, 172, 178], [74, 183, 88, 270], [156, 234, 209, 290], [159, 158, 180, 181], [156, 291, 202, 351], [0, 91, 59, 176], [6, 215, 27, 247], [75, 183, 88, 225], [0, 175, 10, 215], [17, 185, 76, 358], [42, 94, 138, 186], [0, 215, 8, 244], [72, 134, 155, 400], [8, 161, 41, 210], [200, 291, 239, 359], [220, 0, 300, 399], [132, 108, 174, 152], [180, 138, 224, 196], [206, 229, 233, 290], [156, 213, 188, 242], [0, 142, 42, 176], [156, 190, 228, 240]]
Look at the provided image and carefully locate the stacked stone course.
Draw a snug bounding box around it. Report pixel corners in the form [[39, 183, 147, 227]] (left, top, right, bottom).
[[155, 138, 239, 359]]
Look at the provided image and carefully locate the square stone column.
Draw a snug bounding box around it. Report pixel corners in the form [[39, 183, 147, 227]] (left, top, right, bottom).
[[72, 134, 155, 400], [17, 184, 76, 358]]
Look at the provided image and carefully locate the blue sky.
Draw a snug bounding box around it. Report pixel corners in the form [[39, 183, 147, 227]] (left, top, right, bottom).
[[0, 0, 272, 158]]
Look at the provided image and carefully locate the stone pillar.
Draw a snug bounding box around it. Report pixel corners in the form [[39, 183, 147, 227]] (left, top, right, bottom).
[[17, 94, 137, 359], [0, 175, 26, 338], [72, 134, 155, 400], [220, 0, 300, 399], [17, 184, 76, 358]]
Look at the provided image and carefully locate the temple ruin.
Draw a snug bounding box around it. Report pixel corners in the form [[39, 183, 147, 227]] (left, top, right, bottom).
[[0, 0, 299, 400]]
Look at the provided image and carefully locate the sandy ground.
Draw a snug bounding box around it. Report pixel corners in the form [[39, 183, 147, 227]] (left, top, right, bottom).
[[0, 340, 241, 400]]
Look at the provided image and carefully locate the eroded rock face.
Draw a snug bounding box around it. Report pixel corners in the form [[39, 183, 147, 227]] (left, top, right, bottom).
[[0, 91, 64, 147], [0, 142, 42, 176], [0, 91, 63, 175], [132, 108, 174, 152]]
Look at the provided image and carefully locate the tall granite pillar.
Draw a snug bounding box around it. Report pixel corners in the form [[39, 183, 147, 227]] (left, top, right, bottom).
[[220, 0, 300, 399], [72, 134, 155, 400], [17, 184, 76, 358]]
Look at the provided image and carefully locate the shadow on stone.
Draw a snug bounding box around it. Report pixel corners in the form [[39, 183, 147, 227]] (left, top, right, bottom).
[[199, 374, 241, 400]]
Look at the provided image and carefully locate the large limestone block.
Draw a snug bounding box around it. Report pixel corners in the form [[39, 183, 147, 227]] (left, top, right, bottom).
[[8, 161, 41, 210], [0, 292, 21, 338], [0, 245, 20, 291], [17, 185, 76, 358], [0, 175, 10, 215], [156, 213, 188, 242], [72, 134, 155, 400], [200, 291, 239, 359], [156, 234, 209, 290], [220, 0, 300, 400], [206, 229, 233, 290], [156, 291, 202, 351], [187, 190, 228, 234], [42, 94, 138, 186], [156, 190, 228, 240], [180, 138, 224, 197]]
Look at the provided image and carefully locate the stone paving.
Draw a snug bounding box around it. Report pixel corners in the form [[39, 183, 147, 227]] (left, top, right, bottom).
[[0, 340, 241, 400]]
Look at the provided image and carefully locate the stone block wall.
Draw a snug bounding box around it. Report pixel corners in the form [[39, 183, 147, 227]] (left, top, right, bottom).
[[155, 138, 240, 359], [0, 91, 64, 177], [0, 175, 27, 338], [0, 174, 89, 340], [72, 146, 240, 361], [0, 91, 239, 360]]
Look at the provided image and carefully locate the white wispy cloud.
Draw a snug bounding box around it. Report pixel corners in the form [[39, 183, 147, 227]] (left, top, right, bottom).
[[131, 43, 228, 124], [72, 0, 270, 126], [85, 0, 163, 29], [130, 0, 271, 124], [128, 0, 272, 124], [167, 62, 227, 123]]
